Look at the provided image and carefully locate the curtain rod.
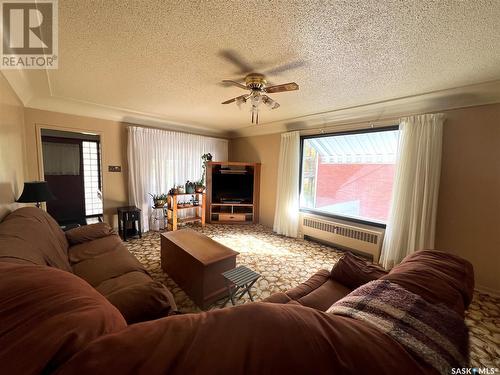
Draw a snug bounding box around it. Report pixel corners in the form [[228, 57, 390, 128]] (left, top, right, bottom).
[[125, 123, 229, 141], [299, 117, 400, 136]]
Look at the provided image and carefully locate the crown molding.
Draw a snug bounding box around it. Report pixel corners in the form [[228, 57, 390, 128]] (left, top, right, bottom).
[[3, 69, 500, 140], [26, 95, 231, 138], [228, 79, 500, 138], [1, 69, 231, 138]]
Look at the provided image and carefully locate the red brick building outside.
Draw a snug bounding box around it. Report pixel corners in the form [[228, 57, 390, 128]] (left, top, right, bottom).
[[315, 163, 395, 222]]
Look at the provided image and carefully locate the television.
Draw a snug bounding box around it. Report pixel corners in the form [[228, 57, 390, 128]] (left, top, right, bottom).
[[212, 172, 254, 203]]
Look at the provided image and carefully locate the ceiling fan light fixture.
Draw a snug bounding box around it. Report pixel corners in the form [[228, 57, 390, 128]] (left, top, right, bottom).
[[221, 71, 297, 124], [235, 96, 247, 109], [267, 101, 279, 110], [262, 95, 279, 110]]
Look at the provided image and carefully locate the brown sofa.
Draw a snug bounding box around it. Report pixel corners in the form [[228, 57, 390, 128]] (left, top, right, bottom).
[[0, 207, 175, 323], [0, 214, 474, 374], [263, 251, 390, 310], [265, 250, 475, 317]]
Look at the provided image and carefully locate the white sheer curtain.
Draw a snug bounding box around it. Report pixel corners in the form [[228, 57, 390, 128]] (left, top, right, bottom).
[[273, 131, 300, 237], [380, 113, 445, 268], [127, 126, 228, 231], [42, 142, 80, 175]]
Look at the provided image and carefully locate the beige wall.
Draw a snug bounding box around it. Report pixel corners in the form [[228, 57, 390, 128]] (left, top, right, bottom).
[[24, 109, 128, 226], [229, 103, 500, 293], [0, 73, 25, 220], [435, 104, 500, 294], [229, 133, 281, 228]]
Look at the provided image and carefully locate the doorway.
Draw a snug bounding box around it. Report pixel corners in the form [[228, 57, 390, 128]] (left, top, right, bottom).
[[40, 129, 103, 226]]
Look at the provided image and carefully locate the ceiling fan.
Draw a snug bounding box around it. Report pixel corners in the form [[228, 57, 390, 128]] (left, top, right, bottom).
[[219, 50, 302, 124], [221, 73, 299, 124]]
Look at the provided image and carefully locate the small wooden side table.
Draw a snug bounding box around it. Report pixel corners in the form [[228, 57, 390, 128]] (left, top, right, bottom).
[[117, 206, 142, 241], [166, 193, 205, 231]]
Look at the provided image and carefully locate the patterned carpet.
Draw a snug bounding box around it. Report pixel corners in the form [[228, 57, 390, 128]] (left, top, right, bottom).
[[125, 224, 500, 369]]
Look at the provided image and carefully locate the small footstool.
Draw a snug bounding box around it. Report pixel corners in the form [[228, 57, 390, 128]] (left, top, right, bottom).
[[222, 265, 260, 306]]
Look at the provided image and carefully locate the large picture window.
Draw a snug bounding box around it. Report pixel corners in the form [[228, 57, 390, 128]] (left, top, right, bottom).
[[300, 127, 399, 226]]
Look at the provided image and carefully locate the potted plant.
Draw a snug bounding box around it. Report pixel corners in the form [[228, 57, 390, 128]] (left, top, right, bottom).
[[200, 153, 212, 187], [149, 193, 167, 208], [185, 181, 196, 194], [194, 180, 205, 193]]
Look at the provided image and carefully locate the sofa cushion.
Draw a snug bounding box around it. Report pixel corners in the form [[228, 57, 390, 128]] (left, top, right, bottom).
[[68, 234, 123, 264], [70, 234, 175, 322], [65, 222, 115, 245], [297, 279, 352, 311], [0, 262, 126, 375], [381, 250, 474, 316], [265, 269, 352, 311], [285, 269, 332, 300], [0, 207, 71, 271], [262, 291, 293, 304], [72, 243, 146, 287], [330, 252, 388, 289], [96, 271, 176, 323]]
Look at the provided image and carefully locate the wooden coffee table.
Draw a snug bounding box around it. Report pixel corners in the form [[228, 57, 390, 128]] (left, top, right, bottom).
[[160, 229, 239, 309]]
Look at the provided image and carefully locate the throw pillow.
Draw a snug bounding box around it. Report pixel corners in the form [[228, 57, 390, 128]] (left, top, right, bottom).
[[65, 222, 115, 245], [330, 252, 388, 289]]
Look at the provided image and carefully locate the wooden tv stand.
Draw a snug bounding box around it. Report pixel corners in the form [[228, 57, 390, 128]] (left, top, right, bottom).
[[206, 162, 260, 224]]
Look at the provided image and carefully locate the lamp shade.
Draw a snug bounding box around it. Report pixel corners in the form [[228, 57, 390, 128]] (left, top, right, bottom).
[[16, 181, 55, 206]]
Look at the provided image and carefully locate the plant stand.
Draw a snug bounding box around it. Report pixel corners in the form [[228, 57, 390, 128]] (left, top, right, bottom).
[[150, 207, 167, 231], [166, 193, 206, 231]]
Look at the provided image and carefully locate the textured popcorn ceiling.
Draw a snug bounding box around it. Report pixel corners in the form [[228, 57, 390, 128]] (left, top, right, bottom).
[[25, 1, 500, 133]]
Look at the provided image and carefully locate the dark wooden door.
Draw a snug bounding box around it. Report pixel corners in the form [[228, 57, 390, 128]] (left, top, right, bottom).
[[42, 136, 86, 225]]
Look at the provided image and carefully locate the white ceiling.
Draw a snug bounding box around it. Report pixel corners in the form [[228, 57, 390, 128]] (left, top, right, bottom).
[[4, 0, 500, 137]]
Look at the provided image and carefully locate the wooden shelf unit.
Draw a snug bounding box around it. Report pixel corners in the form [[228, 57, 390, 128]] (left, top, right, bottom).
[[166, 192, 206, 231], [206, 162, 260, 224]]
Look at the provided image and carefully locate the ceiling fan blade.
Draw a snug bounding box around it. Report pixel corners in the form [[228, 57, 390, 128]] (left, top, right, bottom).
[[221, 94, 249, 105], [262, 60, 306, 76], [264, 82, 299, 93], [218, 49, 255, 74], [221, 80, 249, 90], [262, 95, 280, 109]]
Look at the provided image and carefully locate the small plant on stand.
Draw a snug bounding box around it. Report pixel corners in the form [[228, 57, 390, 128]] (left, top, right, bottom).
[[149, 193, 168, 208], [194, 180, 205, 193]]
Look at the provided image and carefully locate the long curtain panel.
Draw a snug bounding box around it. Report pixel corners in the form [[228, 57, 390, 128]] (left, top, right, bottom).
[[380, 113, 444, 268], [273, 131, 301, 237], [127, 126, 228, 231]]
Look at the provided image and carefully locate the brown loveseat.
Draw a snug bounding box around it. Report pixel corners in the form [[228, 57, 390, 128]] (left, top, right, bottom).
[[0, 207, 175, 323]]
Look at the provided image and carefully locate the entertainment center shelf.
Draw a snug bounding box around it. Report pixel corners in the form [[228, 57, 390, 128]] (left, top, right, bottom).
[[206, 162, 261, 224], [210, 203, 254, 224]]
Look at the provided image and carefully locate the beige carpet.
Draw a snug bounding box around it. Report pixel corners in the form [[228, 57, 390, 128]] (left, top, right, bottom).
[[125, 224, 499, 369]]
